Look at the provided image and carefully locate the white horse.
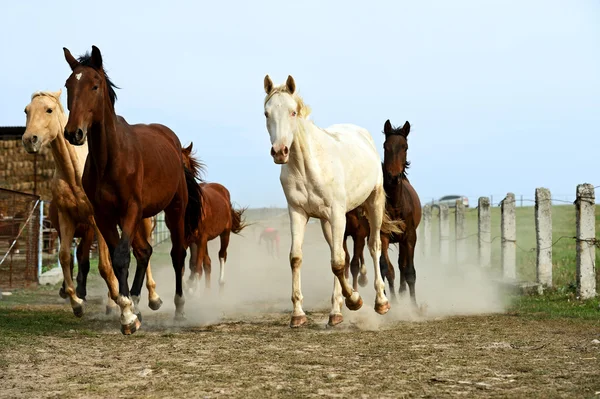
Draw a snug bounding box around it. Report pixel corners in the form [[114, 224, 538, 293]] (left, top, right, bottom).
[[263, 75, 404, 327]]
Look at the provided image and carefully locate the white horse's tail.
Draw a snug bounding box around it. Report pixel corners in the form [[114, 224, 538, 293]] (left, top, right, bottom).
[[359, 203, 405, 236]]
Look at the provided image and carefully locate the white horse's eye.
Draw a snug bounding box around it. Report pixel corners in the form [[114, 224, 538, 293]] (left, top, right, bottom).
[[291, 111, 297, 117]]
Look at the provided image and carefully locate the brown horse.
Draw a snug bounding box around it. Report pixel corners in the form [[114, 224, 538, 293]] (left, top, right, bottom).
[[62, 45, 202, 335], [379, 120, 422, 305], [343, 207, 369, 291], [181, 143, 248, 291]]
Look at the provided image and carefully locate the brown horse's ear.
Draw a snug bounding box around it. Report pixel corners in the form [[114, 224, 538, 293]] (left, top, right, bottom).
[[90, 45, 103, 70], [63, 47, 80, 71], [401, 121, 411, 137], [264, 75, 274, 94], [383, 119, 392, 135], [286, 75, 296, 94], [183, 142, 193, 154]]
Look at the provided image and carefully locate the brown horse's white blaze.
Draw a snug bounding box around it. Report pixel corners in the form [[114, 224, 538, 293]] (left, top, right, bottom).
[[22, 90, 162, 319], [263, 75, 404, 328], [181, 143, 247, 294], [62, 46, 202, 335]]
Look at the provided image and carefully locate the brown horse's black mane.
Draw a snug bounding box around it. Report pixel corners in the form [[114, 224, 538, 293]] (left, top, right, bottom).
[[382, 123, 411, 177], [77, 52, 119, 106]]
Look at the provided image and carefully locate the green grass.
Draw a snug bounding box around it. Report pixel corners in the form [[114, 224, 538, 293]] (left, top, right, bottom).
[[508, 291, 600, 320], [428, 204, 600, 290]]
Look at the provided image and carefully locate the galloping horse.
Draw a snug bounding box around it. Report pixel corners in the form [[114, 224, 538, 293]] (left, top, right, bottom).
[[181, 143, 248, 291], [22, 90, 162, 316], [379, 120, 422, 306], [263, 75, 404, 327], [62, 46, 202, 334], [258, 227, 280, 258], [343, 207, 369, 291]]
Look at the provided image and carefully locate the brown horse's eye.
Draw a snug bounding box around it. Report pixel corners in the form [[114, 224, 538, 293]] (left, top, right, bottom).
[[46, 109, 53, 114], [92, 85, 99, 91]]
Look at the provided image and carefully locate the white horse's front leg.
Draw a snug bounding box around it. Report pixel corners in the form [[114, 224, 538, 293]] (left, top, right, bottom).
[[366, 188, 391, 314], [321, 220, 344, 326], [330, 210, 363, 312], [289, 207, 308, 327]]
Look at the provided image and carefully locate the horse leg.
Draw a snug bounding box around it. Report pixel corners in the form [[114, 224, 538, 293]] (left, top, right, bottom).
[[320, 219, 344, 326], [398, 239, 408, 296], [194, 236, 209, 290], [88, 221, 119, 316], [365, 187, 391, 315], [130, 231, 153, 318], [406, 234, 418, 307], [330, 209, 363, 312], [357, 238, 368, 288], [140, 218, 162, 311], [218, 231, 230, 290], [343, 235, 350, 280], [75, 227, 94, 301], [164, 205, 188, 322], [187, 242, 199, 293], [57, 212, 84, 317], [288, 207, 309, 327], [351, 233, 366, 291], [381, 235, 397, 301]]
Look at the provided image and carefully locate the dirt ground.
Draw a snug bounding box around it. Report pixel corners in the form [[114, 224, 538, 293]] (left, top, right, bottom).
[[1, 223, 599, 398]]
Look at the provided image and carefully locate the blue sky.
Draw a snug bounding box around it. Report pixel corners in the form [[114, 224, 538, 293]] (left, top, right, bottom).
[[1, 0, 598, 207]]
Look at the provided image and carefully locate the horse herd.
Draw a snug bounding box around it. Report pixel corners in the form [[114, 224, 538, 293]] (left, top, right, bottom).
[[16, 45, 421, 335]]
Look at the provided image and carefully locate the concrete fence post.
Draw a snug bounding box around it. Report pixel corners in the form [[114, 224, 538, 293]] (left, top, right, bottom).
[[501, 193, 517, 280], [455, 200, 466, 264], [422, 204, 432, 258], [439, 204, 449, 264], [478, 197, 491, 268], [535, 188, 552, 287], [576, 184, 596, 299]]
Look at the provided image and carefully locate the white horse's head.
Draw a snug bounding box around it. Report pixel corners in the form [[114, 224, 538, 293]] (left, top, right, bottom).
[[23, 90, 65, 153], [263, 75, 311, 164]]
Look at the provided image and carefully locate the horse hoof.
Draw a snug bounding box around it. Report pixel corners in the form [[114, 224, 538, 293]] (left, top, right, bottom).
[[134, 311, 143, 323], [290, 315, 307, 328], [121, 317, 141, 335], [327, 313, 343, 327], [345, 294, 363, 311], [148, 297, 163, 311], [375, 301, 391, 315], [358, 275, 368, 288], [58, 288, 67, 299], [174, 313, 187, 323], [72, 303, 84, 318]]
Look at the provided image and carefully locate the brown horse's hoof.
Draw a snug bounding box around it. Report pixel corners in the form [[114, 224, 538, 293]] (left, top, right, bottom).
[[327, 313, 343, 327], [72, 303, 84, 318], [290, 315, 307, 328], [148, 297, 163, 311], [375, 301, 391, 315], [121, 317, 141, 335], [358, 274, 368, 288], [345, 295, 363, 311]]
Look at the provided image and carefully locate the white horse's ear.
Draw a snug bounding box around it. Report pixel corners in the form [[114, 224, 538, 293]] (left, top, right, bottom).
[[383, 119, 392, 135], [286, 75, 296, 94], [264, 75, 274, 94], [401, 121, 411, 136]]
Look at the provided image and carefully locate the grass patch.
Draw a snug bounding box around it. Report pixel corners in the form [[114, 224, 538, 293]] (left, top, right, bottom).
[[508, 291, 600, 320]]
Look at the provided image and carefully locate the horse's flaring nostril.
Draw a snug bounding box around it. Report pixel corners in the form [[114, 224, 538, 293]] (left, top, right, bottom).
[[31, 135, 38, 144]]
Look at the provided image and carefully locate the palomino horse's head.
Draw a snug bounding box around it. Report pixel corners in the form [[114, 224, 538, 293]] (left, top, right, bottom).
[[263, 75, 311, 164], [62, 45, 118, 146], [22, 90, 65, 153], [382, 119, 411, 185]]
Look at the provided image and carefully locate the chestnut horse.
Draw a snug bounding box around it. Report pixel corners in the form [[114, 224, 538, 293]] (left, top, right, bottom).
[[181, 143, 248, 291], [343, 207, 369, 291], [379, 120, 422, 306], [62, 45, 202, 334]]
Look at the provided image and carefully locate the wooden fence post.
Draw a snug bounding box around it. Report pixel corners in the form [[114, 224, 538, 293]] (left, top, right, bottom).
[[439, 204, 449, 264], [501, 193, 516, 279], [422, 204, 432, 258], [576, 184, 596, 299], [455, 199, 466, 264], [535, 187, 552, 287], [478, 197, 491, 268]]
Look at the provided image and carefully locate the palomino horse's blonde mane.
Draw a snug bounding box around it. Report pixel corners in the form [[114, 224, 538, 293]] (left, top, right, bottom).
[[264, 84, 312, 119]]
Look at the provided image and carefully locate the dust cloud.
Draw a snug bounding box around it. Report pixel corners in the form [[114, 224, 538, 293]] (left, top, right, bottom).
[[105, 216, 508, 331]]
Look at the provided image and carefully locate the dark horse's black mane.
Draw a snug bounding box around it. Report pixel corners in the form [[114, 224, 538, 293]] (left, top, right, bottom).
[[382, 122, 411, 177], [77, 52, 119, 106]]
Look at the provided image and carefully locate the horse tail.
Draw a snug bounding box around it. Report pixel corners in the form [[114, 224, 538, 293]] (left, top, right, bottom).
[[380, 209, 405, 236], [182, 153, 205, 241], [230, 204, 249, 235]]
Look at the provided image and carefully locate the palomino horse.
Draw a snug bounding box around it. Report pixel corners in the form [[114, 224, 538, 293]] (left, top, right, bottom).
[[379, 120, 422, 306], [343, 207, 369, 291], [181, 143, 248, 291], [62, 46, 202, 334], [263, 75, 404, 327], [258, 227, 280, 258], [22, 90, 162, 316]]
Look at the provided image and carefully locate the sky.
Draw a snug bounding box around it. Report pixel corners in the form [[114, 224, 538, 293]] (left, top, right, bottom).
[[1, 0, 599, 208]]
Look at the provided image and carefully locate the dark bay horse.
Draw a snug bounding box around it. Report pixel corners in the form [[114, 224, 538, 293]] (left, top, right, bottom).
[[181, 143, 248, 291], [343, 207, 369, 290], [62, 45, 202, 335], [379, 120, 422, 306]]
